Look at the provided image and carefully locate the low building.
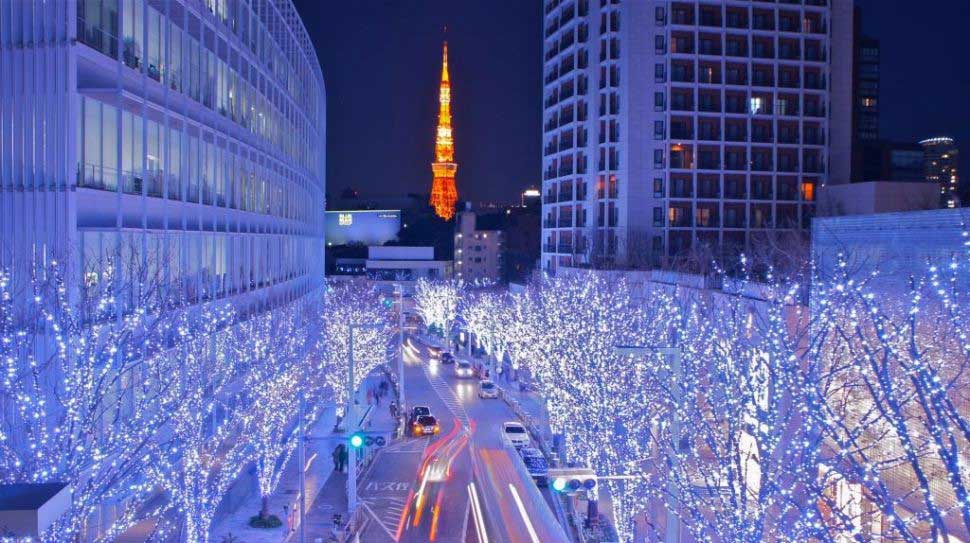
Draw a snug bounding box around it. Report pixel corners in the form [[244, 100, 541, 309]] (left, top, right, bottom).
[[365, 246, 452, 282], [455, 205, 503, 285], [816, 181, 940, 217], [325, 209, 401, 246]]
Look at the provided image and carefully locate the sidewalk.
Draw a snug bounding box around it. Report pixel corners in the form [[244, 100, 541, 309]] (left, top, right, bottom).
[[210, 372, 400, 543], [299, 372, 400, 542]]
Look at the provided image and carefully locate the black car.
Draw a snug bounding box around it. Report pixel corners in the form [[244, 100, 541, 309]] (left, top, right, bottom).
[[408, 405, 431, 425], [441, 352, 456, 364], [412, 415, 441, 436], [519, 447, 549, 487]]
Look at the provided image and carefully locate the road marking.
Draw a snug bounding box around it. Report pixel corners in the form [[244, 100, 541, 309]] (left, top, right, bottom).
[[362, 500, 397, 541], [467, 482, 489, 543], [461, 497, 471, 543], [508, 483, 541, 543]]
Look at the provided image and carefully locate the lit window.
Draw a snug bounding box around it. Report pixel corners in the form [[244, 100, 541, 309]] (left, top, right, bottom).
[[749, 97, 762, 115]]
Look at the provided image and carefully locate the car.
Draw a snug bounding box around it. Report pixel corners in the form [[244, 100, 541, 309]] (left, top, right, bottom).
[[412, 415, 441, 437], [441, 352, 456, 364], [502, 421, 530, 449], [408, 405, 432, 426], [478, 380, 499, 399], [454, 360, 474, 378], [518, 447, 549, 486]]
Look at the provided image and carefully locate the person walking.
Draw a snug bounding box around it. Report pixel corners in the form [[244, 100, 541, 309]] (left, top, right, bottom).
[[332, 445, 341, 472], [282, 504, 294, 534], [339, 443, 349, 473]]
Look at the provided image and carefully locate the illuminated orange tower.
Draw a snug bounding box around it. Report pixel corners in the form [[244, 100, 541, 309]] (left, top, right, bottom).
[[430, 41, 458, 220]]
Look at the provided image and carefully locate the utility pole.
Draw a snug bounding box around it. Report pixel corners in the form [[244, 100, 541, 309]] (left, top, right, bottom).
[[298, 392, 306, 543], [346, 322, 383, 526], [396, 283, 405, 410]]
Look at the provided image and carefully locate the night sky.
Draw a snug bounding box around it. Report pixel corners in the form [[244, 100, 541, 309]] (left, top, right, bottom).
[[293, 1, 968, 203], [293, 0, 541, 204]]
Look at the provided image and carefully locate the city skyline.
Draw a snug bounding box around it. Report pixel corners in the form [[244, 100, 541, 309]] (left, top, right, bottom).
[[296, 0, 967, 203]]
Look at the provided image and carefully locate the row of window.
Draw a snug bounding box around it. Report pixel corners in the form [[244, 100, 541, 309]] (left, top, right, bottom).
[[77, 0, 320, 177], [77, 96, 314, 223], [80, 229, 314, 307]]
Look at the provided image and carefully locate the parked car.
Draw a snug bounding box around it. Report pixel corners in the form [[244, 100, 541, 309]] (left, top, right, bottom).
[[408, 405, 431, 426], [518, 447, 549, 486], [478, 380, 499, 399], [454, 360, 474, 378], [412, 415, 441, 437], [441, 352, 456, 365], [502, 421, 530, 448]]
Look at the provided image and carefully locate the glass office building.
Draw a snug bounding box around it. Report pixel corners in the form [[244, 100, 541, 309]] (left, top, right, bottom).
[[1, 0, 326, 311]]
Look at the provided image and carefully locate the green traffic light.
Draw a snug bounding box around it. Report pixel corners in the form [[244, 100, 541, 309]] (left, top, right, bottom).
[[350, 434, 364, 448], [552, 477, 567, 492]]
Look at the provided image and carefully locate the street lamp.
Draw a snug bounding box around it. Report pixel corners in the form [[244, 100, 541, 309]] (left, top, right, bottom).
[[614, 342, 683, 543], [393, 283, 405, 410]]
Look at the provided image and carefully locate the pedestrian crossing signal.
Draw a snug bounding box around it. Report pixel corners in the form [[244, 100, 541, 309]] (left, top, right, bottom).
[[350, 433, 364, 448]]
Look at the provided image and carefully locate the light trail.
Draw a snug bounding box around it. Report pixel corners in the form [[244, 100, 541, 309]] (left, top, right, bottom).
[[467, 482, 490, 543], [429, 487, 445, 540], [508, 483, 541, 543]]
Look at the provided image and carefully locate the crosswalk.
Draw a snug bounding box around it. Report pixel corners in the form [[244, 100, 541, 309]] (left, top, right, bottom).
[[423, 363, 471, 428]]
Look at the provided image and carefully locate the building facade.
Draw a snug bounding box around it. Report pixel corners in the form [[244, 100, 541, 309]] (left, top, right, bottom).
[[455, 206, 503, 285], [920, 136, 960, 208], [0, 0, 326, 311], [541, 0, 852, 273]]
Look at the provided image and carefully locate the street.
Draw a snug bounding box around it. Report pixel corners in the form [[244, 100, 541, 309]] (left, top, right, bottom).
[[353, 335, 570, 543]]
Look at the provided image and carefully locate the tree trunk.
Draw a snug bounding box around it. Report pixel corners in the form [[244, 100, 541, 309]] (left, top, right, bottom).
[[260, 494, 270, 520]]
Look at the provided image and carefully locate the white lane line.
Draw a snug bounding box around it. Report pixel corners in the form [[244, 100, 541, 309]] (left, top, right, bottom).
[[362, 501, 398, 541], [467, 482, 490, 543], [461, 496, 471, 543], [508, 483, 541, 543]]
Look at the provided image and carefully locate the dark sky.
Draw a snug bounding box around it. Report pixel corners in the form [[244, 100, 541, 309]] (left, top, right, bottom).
[[294, 1, 968, 203], [293, 0, 542, 204], [855, 0, 969, 175]]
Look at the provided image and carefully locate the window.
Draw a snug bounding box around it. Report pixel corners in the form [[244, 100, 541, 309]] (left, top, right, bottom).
[[655, 6, 666, 25], [655, 35, 666, 53], [653, 207, 663, 226], [654, 91, 665, 111], [655, 63, 666, 83], [653, 177, 664, 197], [749, 97, 763, 115], [654, 120, 665, 140], [654, 149, 664, 168]]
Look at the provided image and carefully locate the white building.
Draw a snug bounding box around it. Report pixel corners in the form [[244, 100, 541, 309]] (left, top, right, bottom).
[[541, 0, 853, 273], [455, 205, 504, 285], [0, 0, 326, 311]]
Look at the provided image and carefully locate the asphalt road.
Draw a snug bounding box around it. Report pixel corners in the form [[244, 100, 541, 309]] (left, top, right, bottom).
[[355, 336, 570, 543]]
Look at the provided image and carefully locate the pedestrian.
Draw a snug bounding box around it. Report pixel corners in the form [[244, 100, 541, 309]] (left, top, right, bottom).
[[390, 400, 397, 418], [339, 444, 349, 472], [332, 445, 341, 471], [282, 504, 293, 533]]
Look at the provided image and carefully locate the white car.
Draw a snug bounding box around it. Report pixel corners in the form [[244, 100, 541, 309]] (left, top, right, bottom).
[[502, 421, 530, 449], [454, 360, 474, 378], [478, 380, 498, 399]]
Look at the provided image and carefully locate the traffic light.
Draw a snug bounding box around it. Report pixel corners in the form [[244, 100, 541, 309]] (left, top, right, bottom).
[[548, 467, 597, 495], [349, 431, 389, 449], [383, 297, 394, 309]]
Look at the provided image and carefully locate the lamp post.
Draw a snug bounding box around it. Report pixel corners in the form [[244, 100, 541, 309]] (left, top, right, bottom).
[[394, 283, 405, 410], [614, 341, 683, 543]]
